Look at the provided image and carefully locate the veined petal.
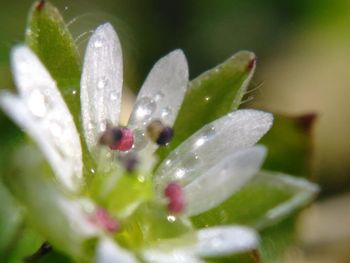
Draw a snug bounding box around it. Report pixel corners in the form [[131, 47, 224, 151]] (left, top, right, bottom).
[[10, 45, 82, 192], [95, 237, 139, 263], [195, 226, 259, 257], [0, 93, 80, 192], [184, 146, 266, 216], [128, 49, 188, 152], [81, 23, 123, 153], [155, 109, 273, 192]]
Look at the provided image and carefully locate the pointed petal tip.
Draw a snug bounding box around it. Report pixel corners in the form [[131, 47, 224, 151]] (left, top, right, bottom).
[[167, 48, 188, 76], [96, 22, 115, 33]]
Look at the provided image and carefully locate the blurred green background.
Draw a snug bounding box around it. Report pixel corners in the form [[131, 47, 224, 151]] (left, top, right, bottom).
[[1, 0, 350, 262]]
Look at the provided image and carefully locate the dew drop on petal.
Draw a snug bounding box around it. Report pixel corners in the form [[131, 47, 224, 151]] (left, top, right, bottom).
[[97, 77, 108, 89], [94, 37, 104, 48], [161, 107, 172, 119], [132, 129, 148, 151], [134, 97, 156, 124], [50, 121, 63, 138], [193, 125, 216, 149], [154, 91, 164, 102], [110, 93, 118, 101], [27, 89, 47, 118]]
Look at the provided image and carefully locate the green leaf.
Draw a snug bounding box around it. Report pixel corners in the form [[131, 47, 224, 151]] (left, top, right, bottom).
[[24, 1, 97, 179], [157, 51, 256, 162], [260, 113, 316, 177], [259, 215, 297, 263], [25, 1, 81, 122], [0, 182, 23, 256], [3, 225, 44, 263], [191, 171, 319, 230]]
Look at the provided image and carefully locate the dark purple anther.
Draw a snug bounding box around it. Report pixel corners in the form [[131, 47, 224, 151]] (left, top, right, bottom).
[[156, 126, 174, 145]]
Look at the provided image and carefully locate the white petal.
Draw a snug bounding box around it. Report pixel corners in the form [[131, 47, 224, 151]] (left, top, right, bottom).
[[81, 23, 123, 153], [142, 248, 204, 263], [184, 146, 266, 216], [95, 237, 139, 263], [195, 226, 259, 257], [154, 109, 273, 193], [128, 49, 188, 152], [0, 92, 81, 191], [5, 46, 82, 191], [10, 146, 99, 257]]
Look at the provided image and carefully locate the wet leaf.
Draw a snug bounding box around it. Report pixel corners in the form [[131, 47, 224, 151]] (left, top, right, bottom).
[[25, 1, 81, 122]]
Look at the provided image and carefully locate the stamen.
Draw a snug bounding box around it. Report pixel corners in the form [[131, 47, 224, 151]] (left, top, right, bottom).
[[147, 120, 174, 146], [118, 153, 139, 173], [99, 126, 134, 151], [164, 182, 185, 214], [90, 207, 120, 233]]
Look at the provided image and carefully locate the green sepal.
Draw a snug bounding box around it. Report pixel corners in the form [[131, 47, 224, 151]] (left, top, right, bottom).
[[261, 113, 316, 177], [191, 171, 319, 230], [25, 1, 81, 122]]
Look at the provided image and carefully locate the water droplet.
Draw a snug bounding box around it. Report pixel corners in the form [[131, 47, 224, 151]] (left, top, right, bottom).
[[87, 121, 94, 130], [99, 122, 107, 132], [50, 121, 63, 138], [193, 125, 216, 148], [154, 91, 164, 101], [174, 168, 186, 180], [94, 37, 104, 48], [167, 215, 176, 222], [134, 97, 156, 123], [110, 93, 118, 101], [161, 107, 172, 119], [72, 90, 77, 95], [28, 90, 47, 118], [90, 168, 95, 174], [204, 96, 210, 102], [132, 129, 148, 151], [97, 77, 108, 89]]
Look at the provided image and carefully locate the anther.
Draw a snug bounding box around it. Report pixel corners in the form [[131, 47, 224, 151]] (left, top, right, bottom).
[[90, 208, 120, 233], [147, 120, 174, 146], [118, 153, 139, 173], [164, 182, 185, 214], [100, 126, 134, 151]]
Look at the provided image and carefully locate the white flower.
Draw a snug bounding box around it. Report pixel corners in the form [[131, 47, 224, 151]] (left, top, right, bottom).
[[0, 22, 274, 262]]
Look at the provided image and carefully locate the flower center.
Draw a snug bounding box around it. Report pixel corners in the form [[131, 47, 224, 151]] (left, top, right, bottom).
[[164, 182, 185, 214]]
